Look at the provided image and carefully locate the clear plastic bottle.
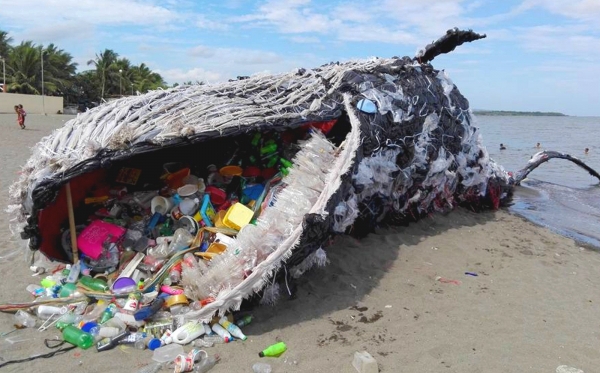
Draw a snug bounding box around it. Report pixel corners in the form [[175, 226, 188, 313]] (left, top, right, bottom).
[[14, 310, 37, 328], [193, 334, 229, 347], [194, 354, 220, 373], [218, 316, 247, 340], [136, 362, 164, 373], [252, 363, 273, 373], [210, 323, 232, 341]]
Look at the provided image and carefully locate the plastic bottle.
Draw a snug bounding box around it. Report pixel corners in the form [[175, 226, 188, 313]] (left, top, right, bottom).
[[78, 276, 109, 292], [167, 228, 194, 254], [252, 363, 273, 373], [119, 332, 147, 345], [61, 325, 95, 349], [14, 310, 37, 328], [136, 362, 164, 373], [66, 261, 81, 283], [258, 342, 287, 357], [134, 336, 153, 350], [235, 314, 253, 328], [96, 330, 130, 352], [170, 321, 206, 345], [169, 264, 182, 284], [210, 323, 232, 341], [194, 354, 220, 373], [134, 297, 165, 321], [36, 305, 68, 319], [218, 316, 247, 340], [26, 284, 45, 297], [99, 303, 118, 324]]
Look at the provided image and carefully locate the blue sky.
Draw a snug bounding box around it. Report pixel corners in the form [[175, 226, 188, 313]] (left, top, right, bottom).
[[1, 0, 599, 116]]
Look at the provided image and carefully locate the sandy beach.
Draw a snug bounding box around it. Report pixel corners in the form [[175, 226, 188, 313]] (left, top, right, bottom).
[[0, 114, 596, 373]]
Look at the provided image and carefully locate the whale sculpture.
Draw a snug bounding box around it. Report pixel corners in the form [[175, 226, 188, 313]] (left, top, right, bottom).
[[7, 29, 599, 319]]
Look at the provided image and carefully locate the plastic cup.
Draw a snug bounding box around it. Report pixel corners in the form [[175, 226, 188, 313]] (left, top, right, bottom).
[[151, 196, 174, 215]]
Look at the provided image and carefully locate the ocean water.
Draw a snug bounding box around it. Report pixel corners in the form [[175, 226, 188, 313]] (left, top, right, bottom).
[[474, 115, 600, 248]]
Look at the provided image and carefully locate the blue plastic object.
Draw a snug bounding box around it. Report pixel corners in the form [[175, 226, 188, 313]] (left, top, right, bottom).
[[199, 194, 216, 227]]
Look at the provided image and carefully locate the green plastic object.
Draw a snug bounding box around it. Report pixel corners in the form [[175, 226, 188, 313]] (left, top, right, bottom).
[[258, 341, 287, 357], [78, 276, 109, 292], [62, 325, 94, 349]]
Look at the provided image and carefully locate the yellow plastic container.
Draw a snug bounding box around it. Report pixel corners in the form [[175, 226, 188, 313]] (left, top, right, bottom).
[[222, 203, 254, 231], [214, 210, 227, 229]]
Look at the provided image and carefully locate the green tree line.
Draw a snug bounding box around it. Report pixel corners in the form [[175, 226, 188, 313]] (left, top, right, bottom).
[[0, 30, 166, 109]]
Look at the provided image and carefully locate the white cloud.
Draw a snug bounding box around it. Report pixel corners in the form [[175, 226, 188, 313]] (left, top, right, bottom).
[[188, 45, 283, 65], [196, 15, 229, 31], [519, 0, 600, 22], [13, 21, 95, 45], [157, 67, 223, 85], [517, 25, 600, 58], [0, 0, 179, 29]]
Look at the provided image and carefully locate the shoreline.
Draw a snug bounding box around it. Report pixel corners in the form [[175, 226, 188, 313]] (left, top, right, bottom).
[[0, 114, 596, 373]]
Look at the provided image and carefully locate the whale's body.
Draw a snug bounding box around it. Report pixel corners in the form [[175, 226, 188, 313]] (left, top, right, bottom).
[[8, 29, 598, 319]]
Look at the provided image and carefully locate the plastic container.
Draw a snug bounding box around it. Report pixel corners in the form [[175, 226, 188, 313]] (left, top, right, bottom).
[[152, 343, 184, 363], [194, 354, 220, 373], [177, 184, 199, 197], [62, 325, 95, 349], [204, 186, 226, 206], [14, 310, 37, 328], [151, 196, 175, 215], [222, 203, 254, 231], [136, 362, 164, 373], [170, 321, 206, 345], [352, 351, 378, 373]]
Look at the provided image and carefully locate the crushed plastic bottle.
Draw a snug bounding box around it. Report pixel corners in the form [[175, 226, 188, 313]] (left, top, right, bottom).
[[136, 362, 164, 373], [14, 310, 37, 328], [194, 354, 220, 373], [252, 362, 273, 373]]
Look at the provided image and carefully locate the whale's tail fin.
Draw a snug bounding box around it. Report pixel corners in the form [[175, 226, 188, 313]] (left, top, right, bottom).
[[513, 150, 600, 185], [415, 28, 486, 64]]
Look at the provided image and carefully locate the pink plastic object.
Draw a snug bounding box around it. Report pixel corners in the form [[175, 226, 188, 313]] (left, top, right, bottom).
[[160, 285, 184, 295], [77, 220, 126, 260]]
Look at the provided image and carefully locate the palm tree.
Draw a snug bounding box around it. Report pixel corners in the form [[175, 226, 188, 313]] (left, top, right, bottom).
[[0, 30, 12, 59], [43, 43, 77, 96], [7, 41, 41, 94], [130, 63, 166, 93], [87, 49, 119, 100]]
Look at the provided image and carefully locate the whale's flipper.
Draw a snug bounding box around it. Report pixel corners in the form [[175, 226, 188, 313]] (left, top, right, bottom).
[[513, 150, 600, 185]]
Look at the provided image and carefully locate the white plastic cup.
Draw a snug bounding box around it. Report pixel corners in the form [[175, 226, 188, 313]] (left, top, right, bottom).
[[151, 196, 174, 215]]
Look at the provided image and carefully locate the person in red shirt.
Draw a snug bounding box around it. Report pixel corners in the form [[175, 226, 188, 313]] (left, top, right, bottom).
[[14, 105, 25, 129]]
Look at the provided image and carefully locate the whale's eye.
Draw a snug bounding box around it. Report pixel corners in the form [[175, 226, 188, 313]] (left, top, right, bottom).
[[356, 99, 377, 114]]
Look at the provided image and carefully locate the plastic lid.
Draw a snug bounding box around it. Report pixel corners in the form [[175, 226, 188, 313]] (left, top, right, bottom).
[[177, 184, 199, 197], [148, 338, 162, 350], [81, 321, 98, 333]]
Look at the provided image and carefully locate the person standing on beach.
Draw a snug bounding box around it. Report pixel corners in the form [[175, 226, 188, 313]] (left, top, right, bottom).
[[14, 105, 25, 129], [18, 104, 27, 128]]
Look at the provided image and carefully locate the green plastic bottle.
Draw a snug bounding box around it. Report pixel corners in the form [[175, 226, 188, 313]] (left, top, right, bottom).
[[78, 276, 109, 292], [61, 325, 94, 349], [258, 341, 287, 357]]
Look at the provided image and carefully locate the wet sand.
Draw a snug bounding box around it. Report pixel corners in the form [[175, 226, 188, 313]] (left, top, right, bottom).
[[0, 114, 596, 373]]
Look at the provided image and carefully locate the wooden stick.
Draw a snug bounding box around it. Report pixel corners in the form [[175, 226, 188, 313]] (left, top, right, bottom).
[[65, 182, 79, 264]]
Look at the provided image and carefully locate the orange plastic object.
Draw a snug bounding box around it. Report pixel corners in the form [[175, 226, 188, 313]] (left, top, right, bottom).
[[219, 165, 243, 177], [165, 168, 190, 189]]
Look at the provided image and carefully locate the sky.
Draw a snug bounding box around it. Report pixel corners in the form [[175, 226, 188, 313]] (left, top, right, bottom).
[[0, 0, 599, 116]]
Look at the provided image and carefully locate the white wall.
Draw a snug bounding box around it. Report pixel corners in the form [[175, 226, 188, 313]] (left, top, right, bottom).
[[0, 92, 64, 114]]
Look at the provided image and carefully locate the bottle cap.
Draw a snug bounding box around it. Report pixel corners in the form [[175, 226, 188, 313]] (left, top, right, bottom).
[[81, 321, 98, 333], [148, 338, 162, 350]]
